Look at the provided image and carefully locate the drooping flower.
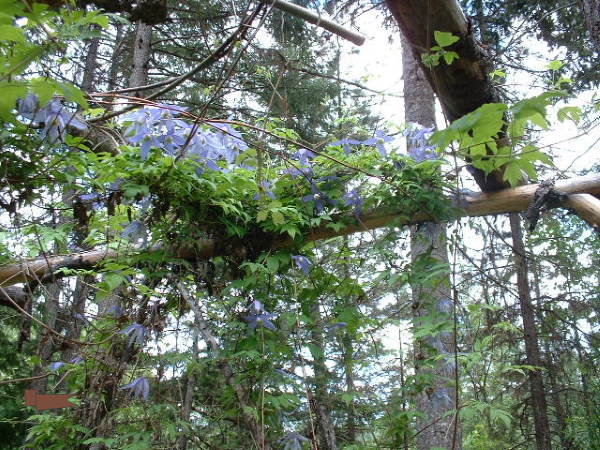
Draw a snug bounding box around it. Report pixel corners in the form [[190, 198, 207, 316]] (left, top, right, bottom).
[[301, 180, 336, 213], [119, 377, 150, 401], [250, 300, 265, 313], [410, 145, 438, 162], [18, 95, 88, 143], [121, 220, 146, 244], [361, 130, 394, 157], [246, 312, 277, 331], [405, 124, 439, 162], [70, 356, 84, 364], [48, 361, 65, 371], [280, 431, 310, 450], [330, 137, 362, 155], [292, 255, 312, 275], [107, 304, 126, 318], [343, 188, 364, 217], [120, 323, 148, 347]]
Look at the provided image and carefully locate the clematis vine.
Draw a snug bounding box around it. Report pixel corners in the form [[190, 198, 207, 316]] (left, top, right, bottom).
[[343, 188, 364, 216], [361, 129, 394, 157]]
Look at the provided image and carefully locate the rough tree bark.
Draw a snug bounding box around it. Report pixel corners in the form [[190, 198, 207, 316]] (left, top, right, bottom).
[[385, 0, 505, 192], [583, 0, 600, 50], [403, 35, 461, 449], [130, 20, 153, 98]]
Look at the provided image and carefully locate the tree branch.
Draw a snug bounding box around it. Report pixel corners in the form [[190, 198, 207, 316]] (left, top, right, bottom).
[[1, 175, 598, 287]]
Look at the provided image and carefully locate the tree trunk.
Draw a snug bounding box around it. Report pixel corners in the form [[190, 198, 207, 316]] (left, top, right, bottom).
[[310, 302, 338, 450], [177, 315, 200, 450], [508, 213, 552, 449], [85, 23, 154, 449], [403, 35, 461, 449], [81, 26, 101, 92], [130, 21, 153, 97], [583, 0, 600, 50]]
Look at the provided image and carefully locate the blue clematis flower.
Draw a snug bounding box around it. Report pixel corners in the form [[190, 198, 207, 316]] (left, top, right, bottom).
[[302, 181, 336, 213], [121, 220, 147, 245], [343, 188, 364, 217], [330, 137, 362, 155], [281, 432, 310, 450], [48, 361, 65, 371], [18, 95, 88, 143], [246, 312, 277, 331], [120, 323, 148, 347], [119, 377, 150, 401], [251, 300, 265, 313], [405, 124, 439, 162], [292, 255, 312, 275], [361, 130, 393, 157]]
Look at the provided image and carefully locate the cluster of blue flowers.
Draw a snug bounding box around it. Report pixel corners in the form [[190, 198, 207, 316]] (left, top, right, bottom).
[[331, 129, 393, 157], [405, 123, 437, 162], [332, 124, 438, 162], [121, 105, 248, 171], [17, 93, 88, 143]]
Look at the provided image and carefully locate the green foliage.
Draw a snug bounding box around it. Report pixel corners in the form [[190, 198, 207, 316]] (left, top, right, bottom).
[[421, 31, 460, 68]]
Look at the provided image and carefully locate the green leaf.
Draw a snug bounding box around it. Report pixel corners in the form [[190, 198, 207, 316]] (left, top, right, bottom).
[[104, 272, 125, 291], [31, 77, 58, 107], [547, 59, 565, 71], [502, 161, 526, 186], [257, 210, 268, 222], [489, 69, 506, 80], [443, 51, 459, 65], [340, 392, 355, 406], [308, 343, 324, 360], [557, 106, 582, 124], [271, 210, 284, 225], [434, 31, 460, 47], [0, 81, 27, 119], [59, 82, 88, 109], [0, 24, 25, 42]]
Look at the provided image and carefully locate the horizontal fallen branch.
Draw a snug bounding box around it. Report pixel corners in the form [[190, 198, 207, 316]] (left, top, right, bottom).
[[263, 0, 366, 46], [0, 175, 598, 287]]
